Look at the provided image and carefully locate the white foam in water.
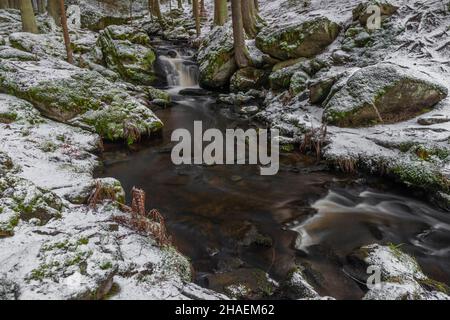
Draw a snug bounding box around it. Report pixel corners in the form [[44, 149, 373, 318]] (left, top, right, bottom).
[[159, 50, 199, 88]]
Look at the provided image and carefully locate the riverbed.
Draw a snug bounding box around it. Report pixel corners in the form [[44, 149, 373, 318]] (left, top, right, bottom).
[[97, 43, 450, 299]]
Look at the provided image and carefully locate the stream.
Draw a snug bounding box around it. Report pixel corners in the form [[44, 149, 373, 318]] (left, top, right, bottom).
[[97, 42, 450, 299]]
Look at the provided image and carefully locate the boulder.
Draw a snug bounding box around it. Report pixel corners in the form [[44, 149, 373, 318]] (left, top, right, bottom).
[[0, 47, 163, 144], [255, 17, 341, 61], [347, 244, 450, 300], [323, 63, 448, 127], [9, 32, 67, 60], [66, 0, 132, 31], [290, 71, 310, 95], [230, 67, 267, 92], [97, 25, 156, 85], [198, 25, 237, 89], [353, 0, 399, 27]]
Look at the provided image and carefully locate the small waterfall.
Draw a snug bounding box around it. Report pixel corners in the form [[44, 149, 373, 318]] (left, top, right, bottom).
[[158, 50, 199, 88]]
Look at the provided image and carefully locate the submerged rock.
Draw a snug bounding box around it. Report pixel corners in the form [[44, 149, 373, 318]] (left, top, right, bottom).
[[323, 63, 448, 127], [97, 25, 156, 85], [256, 17, 341, 61], [0, 48, 162, 144], [198, 25, 237, 89]]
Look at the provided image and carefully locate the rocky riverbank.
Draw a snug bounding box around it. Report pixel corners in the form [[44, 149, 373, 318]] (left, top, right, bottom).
[[198, 0, 450, 210], [1, 0, 449, 300]]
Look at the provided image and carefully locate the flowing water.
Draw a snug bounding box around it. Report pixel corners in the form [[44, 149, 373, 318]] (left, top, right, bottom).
[[98, 43, 450, 299]]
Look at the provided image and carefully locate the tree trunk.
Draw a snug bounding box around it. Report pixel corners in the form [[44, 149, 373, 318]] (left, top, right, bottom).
[[151, 0, 162, 21], [213, 0, 227, 26], [242, 0, 258, 39], [192, 0, 200, 37], [0, 0, 9, 9], [59, 0, 73, 64], [199, 0, 206, 17], [20, 0, 38, 33], [47, 0, 61, 26], [177, 0, 182, 9], [231, 0, 249, 68]]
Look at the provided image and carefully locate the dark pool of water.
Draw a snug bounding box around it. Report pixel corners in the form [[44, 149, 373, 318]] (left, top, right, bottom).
[[96, 89, 450, 299]]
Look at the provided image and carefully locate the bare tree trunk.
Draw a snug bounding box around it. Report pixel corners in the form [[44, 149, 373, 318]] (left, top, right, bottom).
[[242, 0, 258, 39], [20, 0, 38, 33], [151, 0, 162, 21], [231, 0, 249, 68], [213, 0, 227, 26], [199, 0, 206, 17], [192, 0, 200, 37], [59, 0, 73, 64], [0, 0, 9, 9], [47, 0, 61, 26], [177, 0, 182, 9]]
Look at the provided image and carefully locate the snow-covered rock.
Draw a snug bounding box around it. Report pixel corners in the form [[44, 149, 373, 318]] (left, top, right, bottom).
[[97, 25, 156, 85], [256, 17, 341, 60], [198, 25, 237, 89], [348, 244, 450, 300], [0, 47, 162, 144], [323, 63, 448, 127]]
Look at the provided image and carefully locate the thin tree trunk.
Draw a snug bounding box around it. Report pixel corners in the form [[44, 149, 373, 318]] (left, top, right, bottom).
[[177, 0, 182, 9], [59, 0, 73, 64], [20, 0, 38, 33], [213, 0, 227, 26], [192, 0, 200, 37], [231, 0, 249, 68]]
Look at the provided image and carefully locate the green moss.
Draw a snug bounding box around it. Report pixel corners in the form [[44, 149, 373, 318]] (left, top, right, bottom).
[[100, 261, 113, 270], [417, 278, 450, 295]]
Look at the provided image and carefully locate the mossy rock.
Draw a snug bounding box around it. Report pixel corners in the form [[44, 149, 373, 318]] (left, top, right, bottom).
[[198, 25, 237, 89], [0, 56, 163, 143], [353, 0, 399, 27], [97, 26, 156, 85], [256, 17, 341, 60], [323, 63, 448, 127], [290, 71, 310, 95], [230, 67, 268, 92]]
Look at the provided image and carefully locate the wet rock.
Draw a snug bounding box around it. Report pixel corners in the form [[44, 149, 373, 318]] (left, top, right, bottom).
[[217, 93, 254, 106], [97, 25, 156, 85], [230, 67, 268, 93], [323, 63, 448, 127], [207, 268, 277, 299], [283, 267, 321, 299], [0, 49, 162, 143], [353, 0, 399, 27], [198, 25, 237, 89], [417, 115, 450, 126], [239, 105, 260, 116], [348, 244, 450, 300], [144, 86, 171, 105], [256, 17, 341, 60]]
